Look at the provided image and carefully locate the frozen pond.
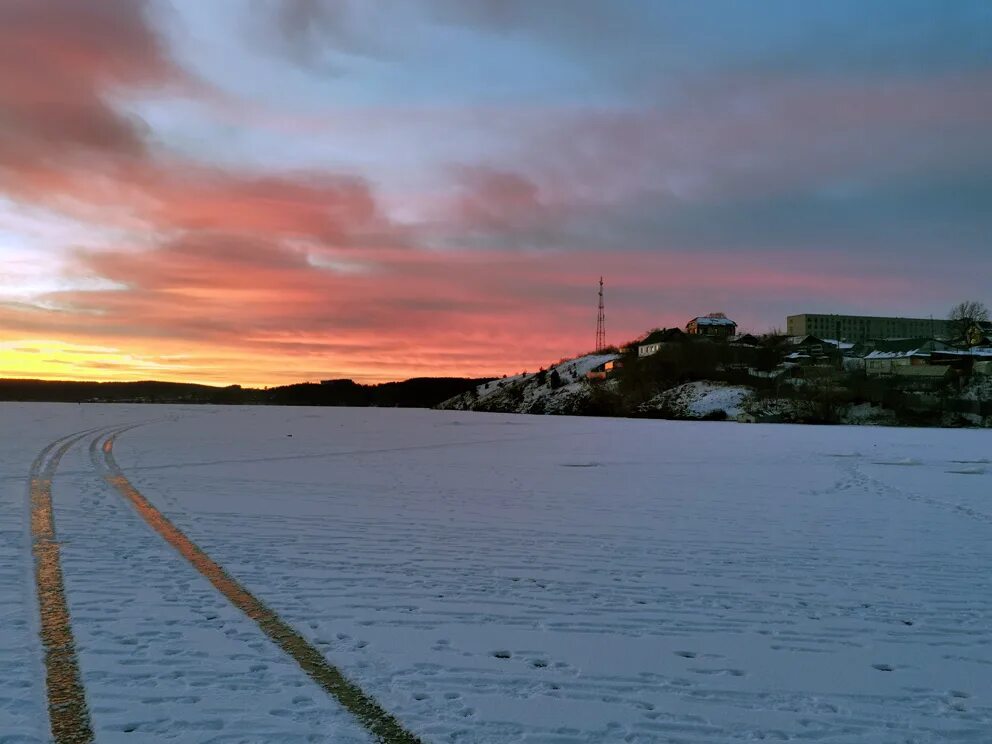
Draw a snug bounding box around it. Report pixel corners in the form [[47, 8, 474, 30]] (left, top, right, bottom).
[[1, 404, 990, 742]]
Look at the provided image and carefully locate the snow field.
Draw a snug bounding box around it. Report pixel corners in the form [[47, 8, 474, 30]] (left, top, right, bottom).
[[1, 403, 991, 742]]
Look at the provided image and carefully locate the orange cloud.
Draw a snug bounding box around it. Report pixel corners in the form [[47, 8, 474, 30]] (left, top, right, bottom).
[[2, 240, 919, 386]]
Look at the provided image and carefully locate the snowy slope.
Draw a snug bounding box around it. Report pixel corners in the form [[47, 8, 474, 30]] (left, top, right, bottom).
[[640, 381, 751, 419], [438, 352, 617, 414], [2, 404, 992, 742], [638, 381, 909, 426]]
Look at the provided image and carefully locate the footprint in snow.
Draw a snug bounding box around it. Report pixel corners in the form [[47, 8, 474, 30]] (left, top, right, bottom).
[[690, 667, 746, 677]]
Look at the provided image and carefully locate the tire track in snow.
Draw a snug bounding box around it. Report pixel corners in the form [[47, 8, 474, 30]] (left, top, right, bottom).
[[29, 428, 99, 744], [93, 426, 423, 744]]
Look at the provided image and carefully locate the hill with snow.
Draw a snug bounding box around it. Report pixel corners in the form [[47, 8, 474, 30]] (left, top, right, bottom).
[[438, 353, 617, 415], [440, 350, 992, 427]]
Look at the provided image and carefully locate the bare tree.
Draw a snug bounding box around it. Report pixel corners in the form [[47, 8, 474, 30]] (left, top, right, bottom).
[[948, 300, 990, 342]]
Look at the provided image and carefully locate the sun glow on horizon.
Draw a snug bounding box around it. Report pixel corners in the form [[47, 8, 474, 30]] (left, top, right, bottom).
[[0, 340, 194, 383], [0, 337, 529, 388]]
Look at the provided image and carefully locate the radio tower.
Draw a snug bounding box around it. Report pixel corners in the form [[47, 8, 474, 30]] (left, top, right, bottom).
[[595, 277, 606, 351]]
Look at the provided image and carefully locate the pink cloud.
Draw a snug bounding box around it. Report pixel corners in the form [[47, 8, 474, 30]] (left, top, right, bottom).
[[0, 0, 186, 190], [0, 240, 925, 385]]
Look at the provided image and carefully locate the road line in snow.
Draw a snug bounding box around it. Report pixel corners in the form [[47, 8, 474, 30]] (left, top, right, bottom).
[[29, 430, 97, 744], [94, 427, 423, 744]]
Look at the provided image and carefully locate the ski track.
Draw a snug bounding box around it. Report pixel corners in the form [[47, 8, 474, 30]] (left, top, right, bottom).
[[1, 403, 991, 742]]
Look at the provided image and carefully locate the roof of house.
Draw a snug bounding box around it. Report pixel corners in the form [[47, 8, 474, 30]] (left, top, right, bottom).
[[932, 347, 992, 359], [638, 328, 686, 345], [864, 349, 930, 360], [819, 338, 855, 351], [784, 334, 825, 346], [868, 338, 948, 353], [729, 333, 760, 345], [689, 315, 737, 327], [852, 338, 955, 358], [783, 335, 843, 351]]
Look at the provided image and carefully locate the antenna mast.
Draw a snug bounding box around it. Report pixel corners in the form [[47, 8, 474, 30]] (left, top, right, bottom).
[[595, 277, 606, 351]]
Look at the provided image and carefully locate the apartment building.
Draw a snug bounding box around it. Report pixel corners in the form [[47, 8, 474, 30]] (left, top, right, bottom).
[[787, 314, 951, 342]]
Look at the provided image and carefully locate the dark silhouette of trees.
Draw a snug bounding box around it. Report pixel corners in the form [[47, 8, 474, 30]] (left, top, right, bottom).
[[948, 300, 989, 342]]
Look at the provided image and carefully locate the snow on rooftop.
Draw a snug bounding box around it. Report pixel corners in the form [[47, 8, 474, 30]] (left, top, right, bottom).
[[691, 315, 737, 326], [865, 349, 929, 360], [820, 338, 855, 350]]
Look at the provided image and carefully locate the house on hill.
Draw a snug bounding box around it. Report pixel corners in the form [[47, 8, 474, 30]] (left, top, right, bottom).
[[853, 337, 952, 357], [586, 365, 608, 381], [929, 346, 992, 374], [637, 328, 687, 357], [730, 333, 760, 346], [783, 335, 839, 358], [891, 365, 956, 390], [861, 339, 952, 377], [686, 313, 737, 338], [586, 359, 624, 381]]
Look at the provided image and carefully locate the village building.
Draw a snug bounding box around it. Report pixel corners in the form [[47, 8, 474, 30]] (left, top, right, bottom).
[[729, 333, 761, 346], [686, 313, 737, 338], [890, 365, 956, 390], [928, 347, 992, 375], [782, 335, 837, 358], [861, 339, 951, 376], [854, 337, 953, 357], [604, 359, 623, 374], [637, 328, 687, 357], [586, 359, 623, 381], [586, 365, 608, 381], [864, 351, 926, 376]]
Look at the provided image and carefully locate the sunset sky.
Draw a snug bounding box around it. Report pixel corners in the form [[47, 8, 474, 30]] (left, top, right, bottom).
[[1, 1, 990, 386]]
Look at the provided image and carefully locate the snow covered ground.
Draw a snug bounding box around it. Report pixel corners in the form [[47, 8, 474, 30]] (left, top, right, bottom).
[[641, 381, 751, 420], [2, 403, 991, 742], [440, 353, 617, 414]]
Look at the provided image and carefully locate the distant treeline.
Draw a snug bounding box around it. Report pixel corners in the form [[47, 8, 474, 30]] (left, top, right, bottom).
[[0, 377, 490, 408]]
